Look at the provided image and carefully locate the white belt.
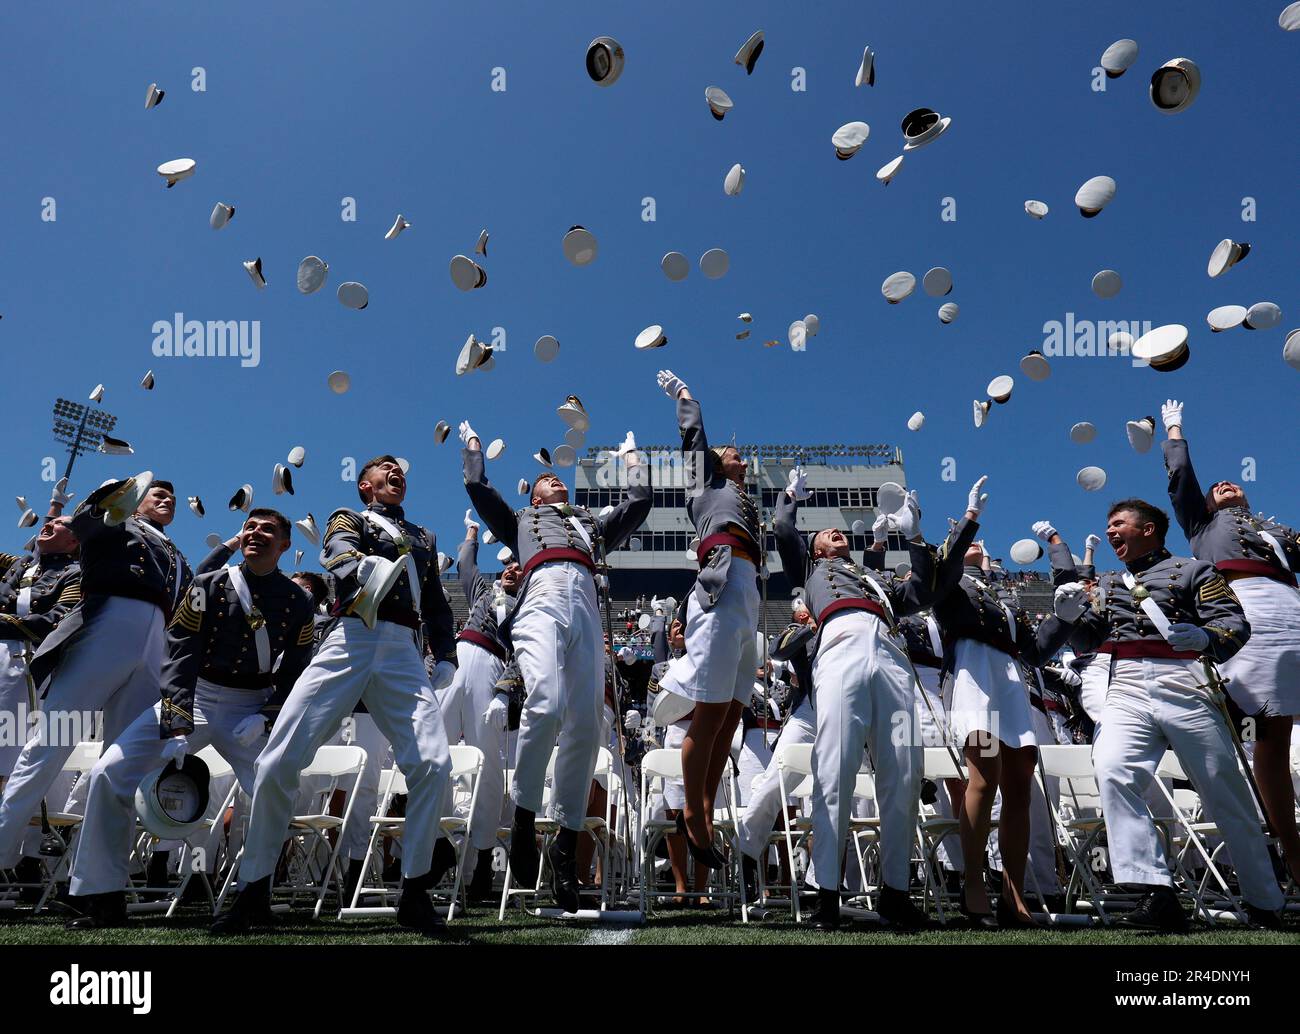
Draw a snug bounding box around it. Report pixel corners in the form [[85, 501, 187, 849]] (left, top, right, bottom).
[[1120, 571, 1173, 641], [226, 565, 272, 672], [1257, 531, 1292, 573]]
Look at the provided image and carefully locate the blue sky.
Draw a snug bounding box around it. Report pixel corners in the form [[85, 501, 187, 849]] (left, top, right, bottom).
[[2, 0, 1298, 570]]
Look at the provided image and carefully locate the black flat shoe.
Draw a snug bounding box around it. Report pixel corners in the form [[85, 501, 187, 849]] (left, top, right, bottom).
[[211, 876, 273, 936], [65, 891, 128, 931], [674, 812, 726, 870], [996, 896, 1042, 929], [396, 880, 446, 937], [878, 885, 928, 931], [508, 812, 540, 887], [809, 888, 842, 931]]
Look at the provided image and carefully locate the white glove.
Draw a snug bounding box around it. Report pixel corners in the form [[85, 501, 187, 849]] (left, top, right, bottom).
[[430, 660, 456, 692], [618, 646, 635, 664], [651, 596, 662, 615], [161, 736, 189, 768], [767, 697, 782, 721], [967, 475, 989, 516], [463, 508, 478, 533], [484, 695, 508, 732], [1085, 533, 1101, 552], [1032, 520, 1057, 543], [871, 513, 890, 546], [51, 477, 74, 507], [458, 420, 479, 446], [232, 714, 266, 747], [1053, 582, 1089, 623], [892, 490, 921, 540], [657, 369, 687, 400], [617, 431, 638, 458], [623, 710, 642, 733], [1167, 623, 1210, 653], [1161, 399, 1183, 433], [786, 466, 809, 501]]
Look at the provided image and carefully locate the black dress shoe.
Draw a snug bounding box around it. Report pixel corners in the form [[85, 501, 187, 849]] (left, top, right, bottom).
[[809, 888, 842, 931], [1119, 886, 1188, 933], [211, 875, 273, 935], [1243, 903, 1283, 930], [741, 855, 759, 904], [958, 881, 997, 929], [996, 895, 1042, 929], [396, 877, 446, 936], [674, 812, 726, 870], [509, 809, 540, 887], [66, 891, 128, 931], [546, 839, 581, 913], [467, 849, 496, 904], [342, 858, 365, 903], [877, 885, 927, 931]]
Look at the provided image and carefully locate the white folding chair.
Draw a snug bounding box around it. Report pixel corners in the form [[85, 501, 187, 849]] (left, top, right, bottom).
[[637, 747, 682, 915], [848, 769, 882, 910], [338, 766, 404, 918], [4, 741, 104, 913], [216, 743, 366, 919], [916, 747, 965, 920], [1035, 745, 1114, 923], [775, 742, 816, 922], [498, 747, 612, 918], [127, 745, 238, 917]]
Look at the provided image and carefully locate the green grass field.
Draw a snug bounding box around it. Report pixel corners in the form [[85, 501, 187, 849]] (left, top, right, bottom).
[[1, 904, 1294, 947]]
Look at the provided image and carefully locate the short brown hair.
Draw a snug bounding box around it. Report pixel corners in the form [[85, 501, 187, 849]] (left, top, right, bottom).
[[358, 455, 400, 502], [1107, 498, 1169, 542]]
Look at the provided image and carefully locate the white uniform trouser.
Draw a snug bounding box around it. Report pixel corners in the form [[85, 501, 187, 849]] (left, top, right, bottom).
[[0, 598, 164, 868], [809, 611, 920, 892], [437, 639, 507, 851], [509, 562, 602, 831], [238, 618, 451, 885], [736, 697, 815, 859], [1092, 657, 1283, 909], [0, 642, 31, 777], [736, 726, 774, 809], [69, 678, 269, 896], [333, 713, 392, 862]]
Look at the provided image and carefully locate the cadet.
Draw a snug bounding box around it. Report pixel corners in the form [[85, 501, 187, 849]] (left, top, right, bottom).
[[441, 510, 518, 902], [0, 483, 81, 782], [0, 476, 190, 870], [214, 455, 458, 936], [460, 420, 648, 912], [65, 508, 315, 929], [1053, 497, 1284, 930], [1160, 399, 1300, 885], [773, 470, 973, 930]]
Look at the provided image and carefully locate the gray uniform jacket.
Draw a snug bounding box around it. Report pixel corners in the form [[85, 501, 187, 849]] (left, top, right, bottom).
[[1163, 437, 1300, 584], [1064, 546, 1250, 665], [0, 551, 81, 646], [462, 447, 651, 628], [457, 538, 511, 659]]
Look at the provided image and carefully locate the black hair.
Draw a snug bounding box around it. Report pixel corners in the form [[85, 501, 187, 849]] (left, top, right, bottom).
[[1107, 498, 1169, 542]]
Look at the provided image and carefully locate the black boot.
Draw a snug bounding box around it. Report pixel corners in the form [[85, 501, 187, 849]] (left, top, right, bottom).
[[547, 828, 581, 913], [1119, 885, 1188, 933], [1243, 903, 1283, 930], [877, 884, 927, 931], [428, 837, 458, 887], [66, 891, 128, 931], [809, 888, 841, 931], [509, 807, 539, 886], [468, 849, 496, 903], [211, 875, 273, 935], [741, 855, 759, 905], [342, 858, 365, 904], [396, 871, 446, 936], [146, 849, 173, 888]]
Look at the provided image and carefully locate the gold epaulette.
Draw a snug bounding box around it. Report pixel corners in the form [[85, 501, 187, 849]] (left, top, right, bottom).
[[168, 593, 203, 633], [296, 621, 315, 646], [57, 583, 81, 606], [325, 512, 363, 539], [1197, 574, 1236, 605]]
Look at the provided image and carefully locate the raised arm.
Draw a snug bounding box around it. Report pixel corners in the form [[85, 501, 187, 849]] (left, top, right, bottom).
[[195, 538, 238, 576], [420, 530, 457, 665], [459, 421, 520, 553], [774, 487, 808, 585], [457, 519, 489, 603], [658, 370, 707, 459], [596, 432, 652, 550], [1160, 400, 1212, 540]]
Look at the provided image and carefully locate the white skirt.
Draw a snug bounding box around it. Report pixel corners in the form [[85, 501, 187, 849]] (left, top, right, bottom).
[[657, 557, 759, 705], [1218, 576, 1300, 717], [945, 639, 1036, 750]]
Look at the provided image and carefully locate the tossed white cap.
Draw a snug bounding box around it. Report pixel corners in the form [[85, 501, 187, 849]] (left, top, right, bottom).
[[586, 36, 625, 86], [486, 438, 506, 460], [243, 257, 266, 289], [1150, 58, 1201, 114], [876, 155, 904, 185], [724, 163, 745, 196], [937, 302, 959, 324], [987, 375, 1014, 403], [1024, 199, 1049, 219], [734, 30, 764, 74], [534, 335, 560, 362], [1091, 269, 1123, 299], [699, 248, 730, 279], [1074, 175, 1116, 217], [385, 214, 410, 240], [1132, 324, 1190, 371], [1244, 302, 1282, 331], [337, 282, 369, 310], [475, 229, 489, 256], [140, 370, 155, 390], [210, 202, 235, 230], [1126, 416, 1156, 454], [907, 411, 925, 431], [973, 399, 990, 428], [1020, 350, 1051, 381], [855, 45, 875, 87], [157, 158, 195, 188], [145, 82, 165, 109], [1207, 238, 1249, 278], [705, 86, 734, 120], [1070, 422, 1097, 444], [562, 226, 598, 266], [1207, 304, 1248, 332], [832, 121, 871, 159], [881, 270, 916, 303], [1010, 539, 1043, 565], [635, 325, 667, 350], [288, 446, 306, 468], [1283, 2, 1300, 30], [661, 252, 689, 281], [450, 254, 486, 291], [1283, 328, 1300, 370], [1100, 39, 1139, 77], [788, 321, 807, 352], [1077, 466, 1107, 492], [553, 444, 577, 467], [327, 370, 351, 394], [804, 314, 820, 337], [297, 256, 329, 294], [923, 267, 953, 297], [900, 108, 950, 150]]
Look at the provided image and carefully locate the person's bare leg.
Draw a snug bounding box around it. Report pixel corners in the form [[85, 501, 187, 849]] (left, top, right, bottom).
[[996, 744, 1038, 920], [701, 701, 744, 839], [664, 809, 690, 905], [682, 700, 733, 846], [959, 735, 1000, 914], [576, 782, 605, 887], [1251, 715, 1300, 884]]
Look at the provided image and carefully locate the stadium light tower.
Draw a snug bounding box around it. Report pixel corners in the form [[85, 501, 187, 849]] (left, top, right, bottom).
[[51, 397, 117, 483]]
